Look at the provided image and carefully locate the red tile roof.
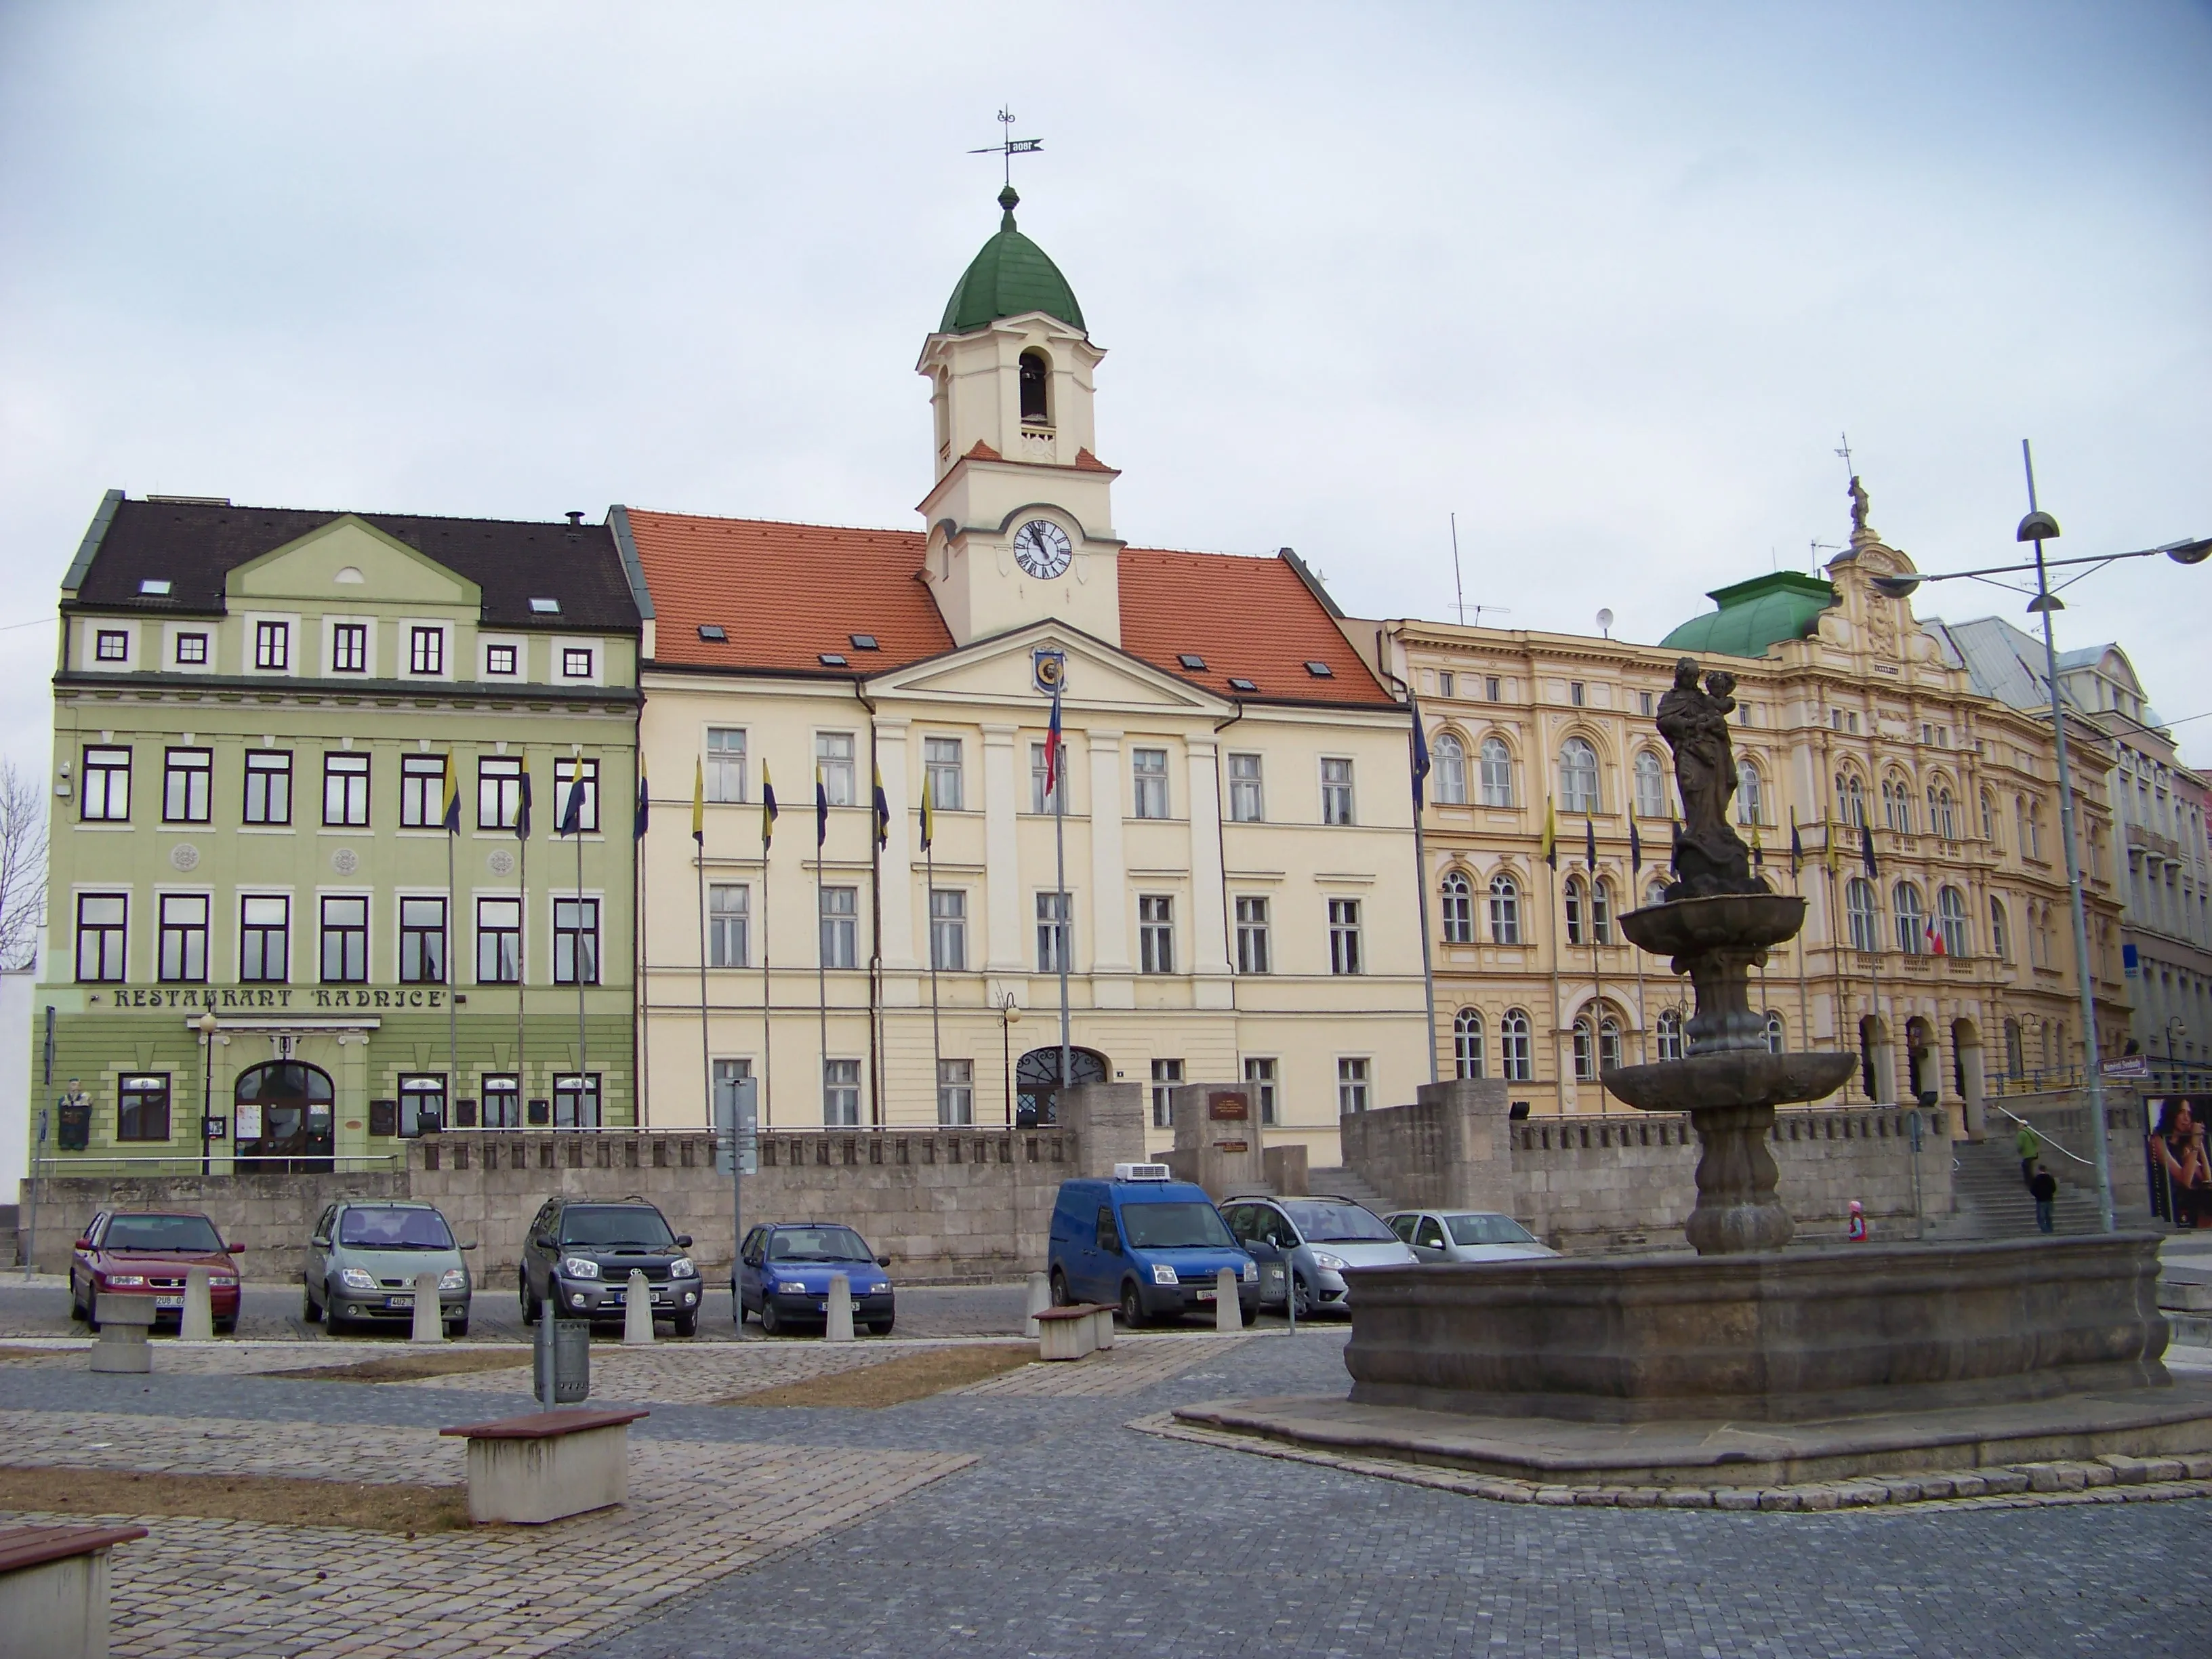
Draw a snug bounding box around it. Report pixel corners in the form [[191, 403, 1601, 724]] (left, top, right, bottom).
[[626, 508, 1397, 708]]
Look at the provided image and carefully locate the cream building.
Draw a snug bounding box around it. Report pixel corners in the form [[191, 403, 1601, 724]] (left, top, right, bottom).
[[625, 186, 1429, 1166], [1354, 501, 2128, 1132]]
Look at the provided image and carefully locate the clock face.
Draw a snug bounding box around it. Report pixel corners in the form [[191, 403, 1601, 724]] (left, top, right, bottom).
[[1011, 518, 1073, 580]]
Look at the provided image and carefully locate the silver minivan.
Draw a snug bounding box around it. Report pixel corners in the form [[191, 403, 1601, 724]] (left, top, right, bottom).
[[1221, 1194, 1418, 1317], [304, 1200, 474, 1336]]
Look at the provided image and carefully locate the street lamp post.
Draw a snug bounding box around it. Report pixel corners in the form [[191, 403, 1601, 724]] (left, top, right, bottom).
[[2168, 1017, 2188, 1081], [998, 991, 1021, 1128], [196, 1010, 220, 1177], [1870, 443, 2208, 1234]]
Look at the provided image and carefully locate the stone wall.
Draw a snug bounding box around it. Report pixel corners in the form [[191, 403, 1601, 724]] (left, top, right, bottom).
[[20, 1168, 409, 1279], [1337, 1080, 1513, 1214]]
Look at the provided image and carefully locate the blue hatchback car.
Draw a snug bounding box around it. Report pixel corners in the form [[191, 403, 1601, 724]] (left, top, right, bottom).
[[1048, 1174, 1258, 1326], [736, 1222, 896, 1335]]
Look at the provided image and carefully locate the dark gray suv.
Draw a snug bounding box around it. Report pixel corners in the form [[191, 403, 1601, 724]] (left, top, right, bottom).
[[520, 1197, 702, 1337]]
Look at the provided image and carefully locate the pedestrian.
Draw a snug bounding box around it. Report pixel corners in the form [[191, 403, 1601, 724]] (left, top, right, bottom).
[[2030, 1163, 2058, 1235], [1845, 1200, 1867, 1242], [2015, 1121, 2042, 1187], [2149, 1099, 2207, 1228]]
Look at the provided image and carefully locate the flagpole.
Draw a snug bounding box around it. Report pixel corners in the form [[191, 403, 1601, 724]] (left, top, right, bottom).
[[1790, 814, 1811, 1058], [1410, 695, 1438, 1085], [1542, 797, 1562, 1115], [761, 799, 773, 1132], [695, 760, 711, 1147], [816, 772, 829, 1128], [1052, 678, 1071, 1115], [924, 779, 942, 1122], [1588, 824, 1603, 1089], [1630, 819, 1647, 1062], [636, 761, 650, 1127]]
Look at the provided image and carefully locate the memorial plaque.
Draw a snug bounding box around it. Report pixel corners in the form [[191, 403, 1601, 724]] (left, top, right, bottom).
[[1207, 1090, 1249, 1122]]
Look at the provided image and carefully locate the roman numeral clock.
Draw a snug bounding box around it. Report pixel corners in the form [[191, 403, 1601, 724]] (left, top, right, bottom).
[[1012, 518, 1073, 579]]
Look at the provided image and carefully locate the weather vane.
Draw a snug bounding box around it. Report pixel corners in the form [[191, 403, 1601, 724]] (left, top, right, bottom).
[[969, 106, 1043, 190], [1834, 431, 1854, 478]]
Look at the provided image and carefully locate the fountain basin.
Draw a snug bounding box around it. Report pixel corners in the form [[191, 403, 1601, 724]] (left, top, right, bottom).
[[1620, 892, 1804, 961], [1603, 1050, 1856, 1114]]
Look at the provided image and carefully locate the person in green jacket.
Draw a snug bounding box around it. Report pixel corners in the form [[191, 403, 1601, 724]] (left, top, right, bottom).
[[2017, 1123, 2043, 1187]]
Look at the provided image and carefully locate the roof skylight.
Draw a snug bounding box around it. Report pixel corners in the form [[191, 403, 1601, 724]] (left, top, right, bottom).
[[850, 634, 880, 651], [138, 579, 171, 596], [1303, 660, 1334, 678], [1228, 677, 1258, 693], [818, 652, 848, 668], [529, 597, 561, 614], [697, 625, 727, 642], [1177, 653, 1207, 671]]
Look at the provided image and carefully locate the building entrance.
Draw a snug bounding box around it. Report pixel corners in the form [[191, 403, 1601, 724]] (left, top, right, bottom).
[[1015, 1046, 1107, 1128], [234, 1061, 336, 1172]]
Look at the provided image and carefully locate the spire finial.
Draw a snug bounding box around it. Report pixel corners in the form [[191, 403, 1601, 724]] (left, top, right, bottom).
[[998, 182, 1019, 230], [969, 106, 1042, 223]]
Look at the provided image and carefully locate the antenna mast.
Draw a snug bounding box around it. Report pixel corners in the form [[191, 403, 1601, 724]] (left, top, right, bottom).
[[1450, 513, 1465, 627]]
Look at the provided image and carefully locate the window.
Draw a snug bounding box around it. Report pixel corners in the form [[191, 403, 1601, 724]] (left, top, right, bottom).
[[1559, 738, 1599, 813], [1929, 786, 1957, 840], [323, 753, 369, 827], [815, 732, 855, 807], [1638, 690, 1654, 716], [480, 1073, 521, 1129], [1321, 758, 1355, 825], [1845, 878, 1879, 953], [1132, 748, 1170, 819], [400, 754, 445, 828], [408, 626, 445, 676], [705, 728, 746, 804], [2026, 800, 2044, 859], [399, 897, 447, 983], [1441, 873, 1474, 944], [1567, 876, 1614, 944], [1030, 743, 1062, 815], [1139, 895, 1174, 974], [1990, 898, 2011, 962], [816, 1059, 861, 1128], [1436, 671, 1454, 698], [1433, 734, 1466, 804], [157, 893, 208, 982], [708, 884, 749, 968], [1453, 1008, 1485, 1079], [1228, 754, 1264, 822], [924, 737, 962, 811], [1485, 676, 1502, 701], [1656, 1008, 1684, 1061], [81, 746, 131, 821], [1244, 1057, 1279, 1126], [173, 632, 207, 665], [554, 897, 598, 985], [1336, 1057, 1370, 1114], [1633, 750, 1665, 818], [1565, 875, 1589, 947], [1479, 738, 1515, 808], [243, 752, 291, 825], [1151, 1059, 1183, 1128], [1235, 895, 1270, 975], [161, 748, 211, 823], [553, 1073, 600, 1129], [1764, 1012, 1786, 1054], [94, 630, 128, 663], [1980, 788, 1997, 846], [937, 1059, 974, 1126], [1488, 874, 1521, 944], [819, 886, 857, 968], [321, 895, 369, 982], [486, 642, 518, 676], [240, 895, 289, 982], [331, 623, 367, 674], [75, 894, 126, 982], [117, 1076, 171, 1143], [552, 758, 600, 832], [1837, 771, 1866, 828], [477, 756, 523, 830], [1938, 886, 1969, 957], [1500, 1010, 1533, 1081], [1883, 776, 1914, 835], [1018, 348, 1050, 424], [476, 897, 522, 983], [1572, 1016, 1621, 1080], [1893, 882, 1925, 954], [1591, 877, 1613, 945], [561, 647, 593, 679], [1328, 898, 1361, 975], [1647, 878, 1669, 908], [1036, 892, 1071, 972], [928, 888, 965, 972], [254, 620, 289, 670], [1736, 762, 1763, 827]]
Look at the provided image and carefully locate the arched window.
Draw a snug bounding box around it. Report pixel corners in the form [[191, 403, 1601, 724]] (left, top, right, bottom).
[[1591, 876, 1613, 945], [1837, 771, 1866, 828], [1633, 750, 1666, 818], [1937, 886, 1969, 956], [1018, 349, 1050, 425], [1929, 785, 1957, 840], [1883, 776, 1914, 834], [1980, 787, 1996, 845], [2004, 1017, 2025, 1078], [1655, 1007, 1684, 1061], [1846, 877, 1880, 952], [1479, 737, 1515, 807], [1736, 761, 1763, 827], [1559, 738, 1599, 813], [2014, 796, 2028, 857], [1893, 882, 1926, 954], [1990, 897, 2010, 961], [1440, 872, 1474, 945], [1572, 1012, 1622, 1080], [1432, 733, 1467, 804], [1564, 874, 1588, 946], [1453, 1008, 1485, 1079], [2026, 798, 2044, 859], [1499, 1009, 1533, 1081], [1646, 878, 1669, 909], [1488, 874, 1521, 945]]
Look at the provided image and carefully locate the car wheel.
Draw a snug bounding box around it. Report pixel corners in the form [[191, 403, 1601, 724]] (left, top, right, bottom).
[[1291, 1272, 1315, 1322], [70, 1279, 88, 1326], [760, 1299, 783, 1336], [303, 1285, 321, 1324], [867, 1318, 895, 1336], [1120, 1281, 1145, 1328], [733, 1286, 748, 1326], [1048, 1267, 1072, 1307], [325, 1287, 350, 1336], [521, 1272, 541, 1326], [672, 1310, 697, 1338]]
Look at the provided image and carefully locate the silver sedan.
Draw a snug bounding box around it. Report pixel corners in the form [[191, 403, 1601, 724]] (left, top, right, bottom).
[[1386, 1209, 1557, 1264]]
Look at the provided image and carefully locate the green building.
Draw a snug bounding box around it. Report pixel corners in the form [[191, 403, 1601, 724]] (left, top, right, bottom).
[[33, 493, 644, 1178]]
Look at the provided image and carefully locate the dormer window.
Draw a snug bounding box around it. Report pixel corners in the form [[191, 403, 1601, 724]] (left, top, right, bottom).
[[1018, 350, 1050, 426]]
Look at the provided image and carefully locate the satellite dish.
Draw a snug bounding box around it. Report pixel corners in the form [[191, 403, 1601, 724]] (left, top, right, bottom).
[[1596, 608, 1614, 637]]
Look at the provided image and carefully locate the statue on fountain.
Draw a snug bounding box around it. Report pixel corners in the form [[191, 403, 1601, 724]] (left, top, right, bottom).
[[1655, 657, 1768, 901]]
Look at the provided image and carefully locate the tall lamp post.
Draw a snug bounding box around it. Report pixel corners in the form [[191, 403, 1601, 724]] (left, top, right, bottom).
[[2168, 1017, 2188, 1082], [196, 1011, 220, 1176], [1870, 443, 2208, 1234], [998, 991, 1021, 1128]]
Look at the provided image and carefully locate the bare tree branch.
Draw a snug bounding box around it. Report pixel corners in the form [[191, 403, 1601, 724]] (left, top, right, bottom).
[[0, 759, 49, 972]]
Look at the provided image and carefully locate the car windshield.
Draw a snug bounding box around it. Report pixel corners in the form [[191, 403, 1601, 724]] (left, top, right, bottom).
[[339, 1208, 455, 1250], [766, 1227, 874, 1263], [1119, 1201, 1235, 1250], [103, 1215, 224, 1253], [1446, 1213, 1539, 1247], [1283, 1202, 1395, 1244], [558, 1207, 675, 1248]]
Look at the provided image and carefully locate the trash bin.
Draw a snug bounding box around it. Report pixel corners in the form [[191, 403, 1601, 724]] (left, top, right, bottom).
[[534, 1316, 590, 1404]]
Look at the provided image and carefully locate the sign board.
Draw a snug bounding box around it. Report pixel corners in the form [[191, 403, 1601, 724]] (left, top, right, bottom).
[[235, 1102, 263, 1141], [714, 1078, 760, 1176], [2103, 1056, 2150, 1079], [202, 1115, 226, 1141], [1217, 1139, 1250, 1154], [1206, 1090, 1249, 1122]]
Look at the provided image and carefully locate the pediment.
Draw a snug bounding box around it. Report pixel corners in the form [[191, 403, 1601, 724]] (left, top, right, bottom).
[[228, 517, 479, 609], [870, 622, 1223, 716]]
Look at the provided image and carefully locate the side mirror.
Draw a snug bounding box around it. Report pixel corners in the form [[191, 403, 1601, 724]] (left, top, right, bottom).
[[876, 1256, 890, 1268], [74, 1238, 93, 1251], [226, 1243, 245, 1253], [675, 1235, 693, 1249], [459, 1241, 479, 1251], [310, 1235, 329, 1248]]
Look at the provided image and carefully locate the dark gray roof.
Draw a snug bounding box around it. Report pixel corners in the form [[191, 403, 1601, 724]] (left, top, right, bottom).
[[65, 497, 640, 634]]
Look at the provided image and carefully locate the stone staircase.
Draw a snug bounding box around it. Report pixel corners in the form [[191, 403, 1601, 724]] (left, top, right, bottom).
[[1929, 1132, 2105, 1241], [1305, 1166, 1397, 1216]]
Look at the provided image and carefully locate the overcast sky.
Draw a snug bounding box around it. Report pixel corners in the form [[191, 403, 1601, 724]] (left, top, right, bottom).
[[2, 3, 2206, 772]]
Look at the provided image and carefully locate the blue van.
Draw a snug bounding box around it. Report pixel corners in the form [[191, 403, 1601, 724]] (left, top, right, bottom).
[[1048, 1172, 1258, 1326]]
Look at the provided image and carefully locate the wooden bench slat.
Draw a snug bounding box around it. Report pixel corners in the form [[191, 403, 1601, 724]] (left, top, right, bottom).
[[1035, 1304, 1113, 1322], [0, 1523, 148, 1575], [440, 1407, 649, 1440]]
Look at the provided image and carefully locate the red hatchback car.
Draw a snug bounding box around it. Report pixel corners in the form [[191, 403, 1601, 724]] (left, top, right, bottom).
[[70, 1210, 243, 1333]]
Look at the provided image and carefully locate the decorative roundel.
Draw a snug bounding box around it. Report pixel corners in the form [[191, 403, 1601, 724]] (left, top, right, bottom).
[[331, 848, 360, 876], [169, 844, 200, 872], [488, 849, 516, 877], [1011, 518, 1073, 580]]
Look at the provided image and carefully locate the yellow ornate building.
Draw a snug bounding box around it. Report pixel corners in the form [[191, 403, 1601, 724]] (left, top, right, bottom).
[[1354, 506, 2128, 1131]]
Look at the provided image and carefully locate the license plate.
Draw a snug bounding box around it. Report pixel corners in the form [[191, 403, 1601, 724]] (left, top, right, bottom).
[[153, 1296, 184, 1309], [605, 1290, 624, 1305], [1193, 1288, 1215, 1301], [384, 1296, 412, 1309]]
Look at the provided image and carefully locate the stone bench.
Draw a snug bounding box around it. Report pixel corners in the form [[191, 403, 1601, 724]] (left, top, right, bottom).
[[0, 1522, 148, 1658], [1036, 1304, 1115, 1361], [439, 1407, 649, 1525]]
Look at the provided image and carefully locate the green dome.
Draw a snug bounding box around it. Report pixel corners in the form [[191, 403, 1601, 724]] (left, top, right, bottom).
[[1660, 571, 1837, 659], [939, 186, 1086, 335]]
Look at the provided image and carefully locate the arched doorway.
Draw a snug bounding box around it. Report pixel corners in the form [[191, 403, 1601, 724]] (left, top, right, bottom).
[[234, 1061, 335, 1173], [1952, 1017, 1986, 1139], [1015, 1046, 1107, 1128], [1858, 1015, 1895, 1103], [1905, 1016, 1937, 1105]]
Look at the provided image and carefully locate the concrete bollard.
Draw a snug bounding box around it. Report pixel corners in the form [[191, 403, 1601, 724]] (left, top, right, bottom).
[[1025, 1271, 1050, 1338], [825, 1273, 855, 1342], [411, 1271, 445, 1344], [179, 1266, 215, 1342], [622, 1269, 654, 1345], [1090, 1306, 1115, 1351], [89, 1296, 155, 1374], [1215, 1267, 1242, 1333]]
